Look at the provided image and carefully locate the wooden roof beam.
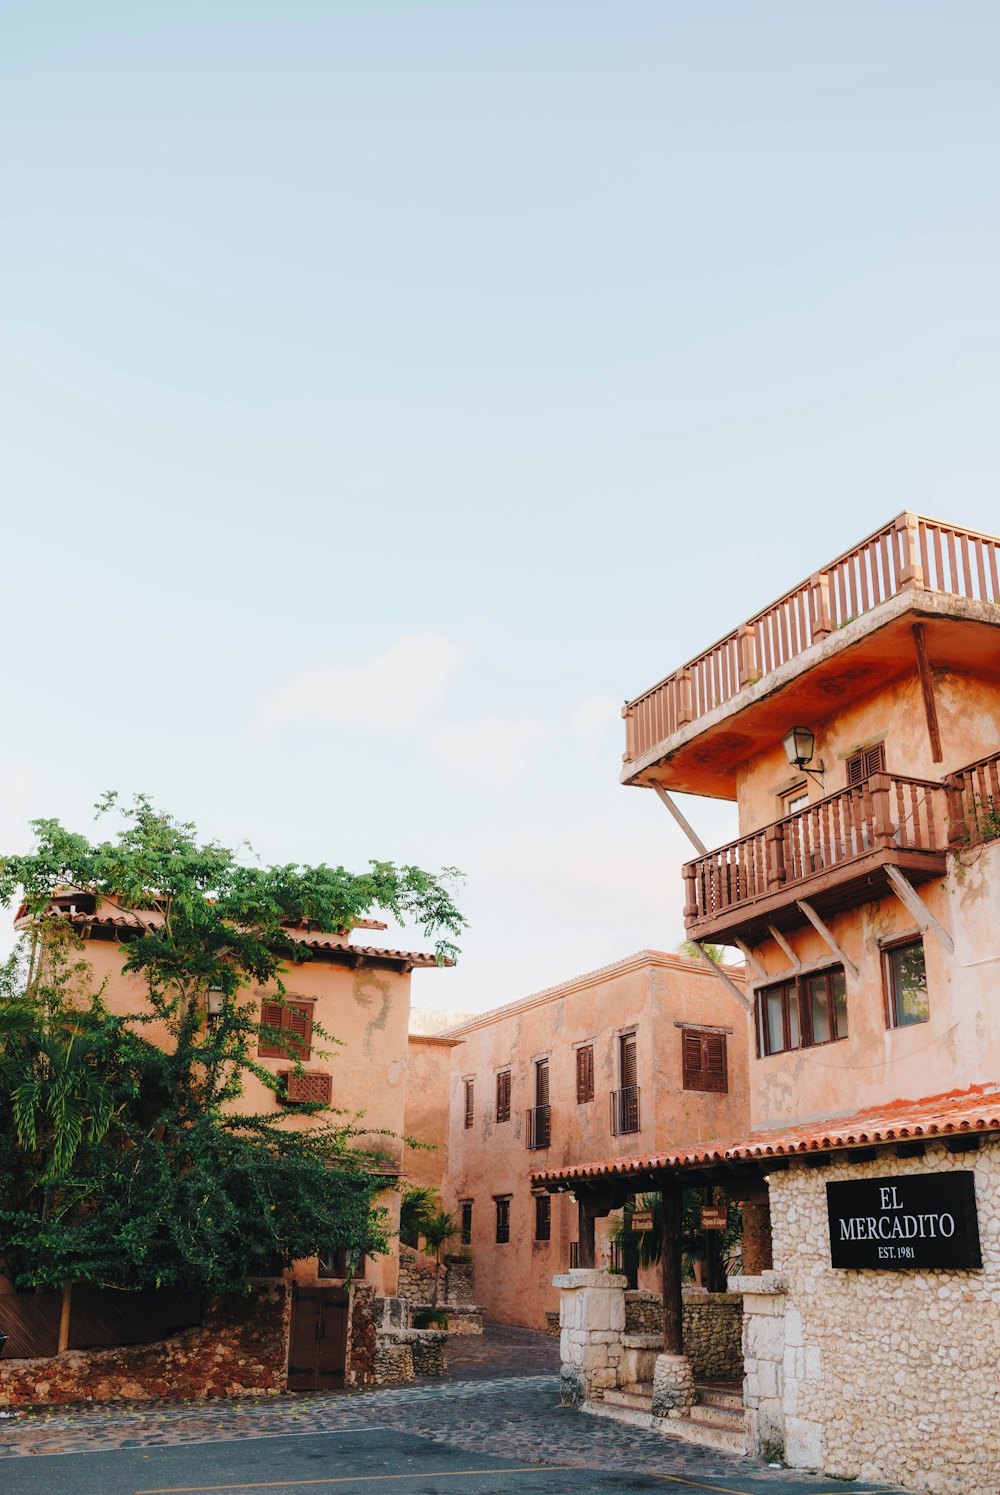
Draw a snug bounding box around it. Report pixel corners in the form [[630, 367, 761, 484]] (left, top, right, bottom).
[[884, 865, 954, 954], [690, 939, 751, 1012], [795, 899, 859, 980]]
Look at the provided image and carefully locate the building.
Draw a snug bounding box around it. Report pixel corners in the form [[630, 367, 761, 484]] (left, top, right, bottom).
[[534, 513, 1000, 1494], [440, 950, 749, 1329]]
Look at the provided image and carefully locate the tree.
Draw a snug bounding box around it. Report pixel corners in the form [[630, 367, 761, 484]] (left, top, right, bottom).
[[399, 1186, 437, 1250], [420, 1208, 459, 1310], [0, 794, 466, 1295], [612, 1190, 743, 1283]]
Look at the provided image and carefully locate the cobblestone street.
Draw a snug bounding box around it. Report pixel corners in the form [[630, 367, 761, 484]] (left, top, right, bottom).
[[0, 1325, 914, 1494]]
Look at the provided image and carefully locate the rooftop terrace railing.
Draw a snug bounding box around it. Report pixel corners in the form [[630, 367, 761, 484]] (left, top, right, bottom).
[[624, 514, 1000, 765]]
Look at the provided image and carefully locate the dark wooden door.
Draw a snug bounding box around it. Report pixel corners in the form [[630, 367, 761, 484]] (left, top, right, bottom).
[[288, 1286, 348, 1391]]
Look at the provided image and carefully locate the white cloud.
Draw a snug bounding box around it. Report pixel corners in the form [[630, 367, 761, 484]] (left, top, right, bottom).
[[257, 632, 460, 733], [425, 716, 551, 787]]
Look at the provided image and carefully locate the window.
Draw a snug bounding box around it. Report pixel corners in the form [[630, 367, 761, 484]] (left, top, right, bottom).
[[527, 1059, 551, 1150], [681, 1031, 728, 1093], [463, 1079, 475, 1129], [258, 1000, 312, 1060], [847, 742, 886, 786], [495, 1070, 511, 1123], [569, 1241, 580, 1268], [575, 1045, 595, 1104], [318, 1248, 365, 1279], [535, 1058, 549, 1107], [757, 968, 848, 1056], [495, 1196, 510, 1244], [782, 787, 809, 817], [619, 1033, 637, 1090], [534, 1194, 551, 1242], [883, 939, 929, 1028], [460, 1200, 473, 1246], [611, 1033, 640, 1135]]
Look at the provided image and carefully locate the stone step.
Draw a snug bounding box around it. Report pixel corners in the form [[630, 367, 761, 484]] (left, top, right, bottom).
[[694, 1380, 743, 1411], [669, 1413, 747, 1455], [689, 1401, 745, 1432], [602, 1388, 654, 1412]]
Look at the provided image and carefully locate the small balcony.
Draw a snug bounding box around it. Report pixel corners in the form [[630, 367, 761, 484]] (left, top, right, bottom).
[[525, 1105, 551, 1151], [610, 1086, 640, 1136], [683, 772, 950, 945]]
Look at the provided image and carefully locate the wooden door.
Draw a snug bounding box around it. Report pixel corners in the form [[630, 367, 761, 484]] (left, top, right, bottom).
[[288, 1286, 348, 1392]]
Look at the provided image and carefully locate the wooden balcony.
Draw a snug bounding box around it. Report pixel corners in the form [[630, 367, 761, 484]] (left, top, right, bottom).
[[624, 514, 1000, 788], [683, 772, 950, 945]]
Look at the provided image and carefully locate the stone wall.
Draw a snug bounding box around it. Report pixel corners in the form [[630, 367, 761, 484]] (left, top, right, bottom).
[[397, 1246, 473, 1309], [754, 1143, 1000, 1494], [624, 1290, 661, 1336], [682, 1292, 743, 1381], [370, 1328, 447, 1385], [0, 1283, 290, 1407], [346, 1283, 377, 1388]]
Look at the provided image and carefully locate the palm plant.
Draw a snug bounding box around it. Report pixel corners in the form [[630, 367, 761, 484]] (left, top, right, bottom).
[[420, 1208, 458, 1310]]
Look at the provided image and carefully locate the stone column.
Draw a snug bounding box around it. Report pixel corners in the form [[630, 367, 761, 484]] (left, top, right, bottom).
[[730, 1270, 787, 1461], [552, 1269, 627, 1407]]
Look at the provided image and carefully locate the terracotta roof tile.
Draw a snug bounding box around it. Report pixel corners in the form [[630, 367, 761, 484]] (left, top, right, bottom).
[[531, 1086, 1000, 1187]]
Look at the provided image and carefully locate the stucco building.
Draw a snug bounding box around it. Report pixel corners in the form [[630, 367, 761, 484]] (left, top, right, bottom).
[[437, 950, 749, 1329], [535, 513, 1000, 1494]]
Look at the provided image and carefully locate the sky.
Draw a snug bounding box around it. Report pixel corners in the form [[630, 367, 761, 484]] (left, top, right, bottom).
[[1, 2, 998, 1013]]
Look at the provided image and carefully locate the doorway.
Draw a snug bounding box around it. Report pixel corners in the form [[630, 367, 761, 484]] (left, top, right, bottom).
[[288, 1284, 348, 1391]]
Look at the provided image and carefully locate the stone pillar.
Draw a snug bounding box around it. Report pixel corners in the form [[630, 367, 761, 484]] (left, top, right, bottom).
[[730, 1271, 787, 1461], [552, 1269, 627, 1407], [651, 1352, 696, 1417]]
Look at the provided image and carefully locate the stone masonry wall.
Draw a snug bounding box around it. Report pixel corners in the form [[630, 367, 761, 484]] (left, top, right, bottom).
[[624, 1290, 661, 1336], [346, 1283, 377, 1388], [769, 1143, 1000, 1495], [0, 1283, 290, 1407], [396, 1246, 473, 1309], [682, 1292, 743, 1381]]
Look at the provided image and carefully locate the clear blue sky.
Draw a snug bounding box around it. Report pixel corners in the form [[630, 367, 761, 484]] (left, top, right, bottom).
[[1, 3, 998, 1010]]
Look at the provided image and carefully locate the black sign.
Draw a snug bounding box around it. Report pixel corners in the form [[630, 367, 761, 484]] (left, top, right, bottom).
[[827, 1171, 981, 1270]]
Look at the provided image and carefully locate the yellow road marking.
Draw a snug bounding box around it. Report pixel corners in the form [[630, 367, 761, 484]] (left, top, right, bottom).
[[136, 1469, 564, 1493]]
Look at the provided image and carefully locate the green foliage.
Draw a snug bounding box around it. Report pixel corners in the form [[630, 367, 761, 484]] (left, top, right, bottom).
[[612, 1190, 743, 1278], [0, 795, 467, 1295], [399, 1186, 437, 1249]]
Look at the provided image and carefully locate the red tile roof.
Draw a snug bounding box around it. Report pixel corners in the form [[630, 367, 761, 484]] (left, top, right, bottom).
[[531, 1086, 1000, 1187]]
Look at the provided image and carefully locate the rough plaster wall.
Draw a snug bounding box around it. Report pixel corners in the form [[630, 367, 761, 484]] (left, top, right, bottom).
[[770, 1145, 1000, 1495]]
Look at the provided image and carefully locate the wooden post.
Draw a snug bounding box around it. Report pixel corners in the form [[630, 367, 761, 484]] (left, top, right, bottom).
[[577, 1198, 596, 1269], [677, 669, 694, 727], [683, 864, 698, 922], [58, 1282, 72, 1353], [737, 623, 757, 686], [703, 1188, 725, 1293], [810, 571, 832, 638], [869, 771, 894, 850], [659, 1177, 684, 1356], [896, 511, 924, 588], [740, 1184, 773, 1275], [765, 823, 786, 887], [912, 623, 943, 763]]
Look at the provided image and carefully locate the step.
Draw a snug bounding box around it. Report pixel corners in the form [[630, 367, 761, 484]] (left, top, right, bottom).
[[602, 1388, 654, 1412], [669, 1413, 747, 1455], [694, 1382, 744, 1413], [689, 1401, 745, 1433]]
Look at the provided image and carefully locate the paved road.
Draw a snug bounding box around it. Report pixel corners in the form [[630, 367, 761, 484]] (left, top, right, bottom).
[[1, 1326, 913, 1495]]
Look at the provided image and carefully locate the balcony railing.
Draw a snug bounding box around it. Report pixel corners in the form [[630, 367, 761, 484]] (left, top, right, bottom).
[[624, 514, 1000, 765], [525, 1105, 551, 1151], [610, 1086, 640, 1136], [944, 750, 1000, 845], [683, 772, 948, 932]]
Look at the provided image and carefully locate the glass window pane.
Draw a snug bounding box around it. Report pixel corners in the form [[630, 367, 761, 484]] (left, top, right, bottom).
[[833, 970, 849, 1039], [788, 989, 801, 1049], [766, 990, 785, 1053], [891, 942, 929, 1026], [808, 976, 831, 1044]]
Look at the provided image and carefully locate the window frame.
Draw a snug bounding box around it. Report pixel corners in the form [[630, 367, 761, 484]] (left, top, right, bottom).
[[463, 1078, 475, 1129], [534, 1193, 551, 1243], [495, 1069, 511, 1124], [757, 966, 848, 1057], [494, 1195, 511, 1245], [258, 999, 313, 1061], [459, 1199, 473, 1246], [882, 936, 929, 1030]]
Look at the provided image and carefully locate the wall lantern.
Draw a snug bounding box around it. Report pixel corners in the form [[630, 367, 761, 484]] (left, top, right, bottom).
[[783, 725, 826, 784]]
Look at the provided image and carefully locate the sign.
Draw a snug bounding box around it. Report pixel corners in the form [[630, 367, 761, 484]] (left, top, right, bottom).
[[700, 1205, 727, 1231], [630, 1210, 654, 1233], [827, 1171, 981, 1270]]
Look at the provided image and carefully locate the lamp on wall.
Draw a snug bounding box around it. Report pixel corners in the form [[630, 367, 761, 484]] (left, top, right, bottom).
[[783, 725, 826, 784]]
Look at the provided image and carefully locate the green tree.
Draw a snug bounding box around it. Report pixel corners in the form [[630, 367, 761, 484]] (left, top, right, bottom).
[[420, 1208, 459, 1310], [0, 794, 466, 1295], [398, 1186, 437, 1249], [612, 1190, 743, 1282]]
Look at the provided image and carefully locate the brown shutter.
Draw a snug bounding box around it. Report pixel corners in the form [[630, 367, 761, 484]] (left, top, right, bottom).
[[682, 1031, 704, 1090], [496, 1070, 511, 1122], [576, 1045, 594, 1103], [534, 1194, 551, 1242], [703, 1034, 728, 1093], [464, 1079, 474, 1128], [535, 1059, 549, 1107], [621, 1035, 637, 1089], [287, 1003, 312, 1060], [258, 1000, 286, 1058], [847, 742, 885, 785]]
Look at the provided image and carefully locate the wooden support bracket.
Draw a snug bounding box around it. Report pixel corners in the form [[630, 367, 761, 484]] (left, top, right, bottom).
[[651, 783, 708, 856], [884, 865, 954, 954], [691, 940, 751, 1011], [794, 900, 859, 980], [765, 924, 800, 973], [734, 938, 768, 982], [912, 623, 943, 764]]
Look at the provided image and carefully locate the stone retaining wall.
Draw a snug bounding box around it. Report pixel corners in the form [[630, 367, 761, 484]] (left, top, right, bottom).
[[0, 1283, 290, 1407], [624, 1290, 661, 1336], [370, 1328, 446, 1385], [397, 1246, 473, 1309], [682, 1292, 743, 1380]]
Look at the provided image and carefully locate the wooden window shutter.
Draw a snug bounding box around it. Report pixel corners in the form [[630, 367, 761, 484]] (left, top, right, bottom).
[[496, 1071, 511, 1123], [621, 1034, 637, 1089], [464, 1079, 474, 1129], [287, 1003, 312, 1061], [535, 1059, 549, 1107], [576, 1045, 594, 1104], [534, 1194, 551, 1242], [682, 1031, 704, 1090], [258, 1001, 287, 1059], [703, 1033, 728, 1092], [847, 742, 885, 786]]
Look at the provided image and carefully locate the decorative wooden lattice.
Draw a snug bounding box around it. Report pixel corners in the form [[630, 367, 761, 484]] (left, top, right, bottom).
[[283, 1070, 333, 1104]]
